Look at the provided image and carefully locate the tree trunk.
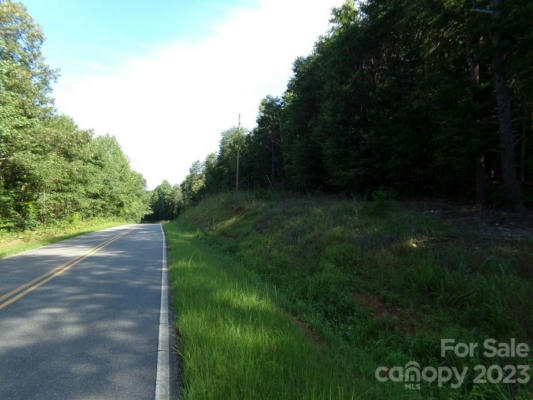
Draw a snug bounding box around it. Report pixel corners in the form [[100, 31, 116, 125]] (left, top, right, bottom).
[[492, 0, 524, 211], [235, 114, 241, 191], [476, 156, 487, 206], [520, 133, 526, 184], [519, 99, 530, 185], [467, 40, 487, 207], [271, 133, 275, 187], [235, 146, 240, 191]]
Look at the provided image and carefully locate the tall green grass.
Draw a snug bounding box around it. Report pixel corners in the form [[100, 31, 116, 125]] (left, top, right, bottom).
[[165, 223, 418, 399], [169, 192, 532, 399]]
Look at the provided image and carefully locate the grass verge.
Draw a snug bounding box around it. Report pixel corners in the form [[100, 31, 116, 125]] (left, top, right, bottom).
[[164, 222, 423, 399], [168, 192, 532, 399], [0, 218, 129, 259]]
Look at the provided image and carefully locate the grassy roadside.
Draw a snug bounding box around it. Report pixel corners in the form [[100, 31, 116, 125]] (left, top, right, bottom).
[[0, 218, 129, 259], [168, 192, 532, 399], [165, 221, 415, 399]]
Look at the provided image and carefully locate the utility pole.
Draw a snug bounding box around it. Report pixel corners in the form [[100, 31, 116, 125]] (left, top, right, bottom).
[[235, 113, 241, 192]]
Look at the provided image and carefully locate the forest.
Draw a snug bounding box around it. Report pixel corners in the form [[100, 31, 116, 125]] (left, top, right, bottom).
[[2, 0, 531, 228], [0, 0, 150, 231], [148, 0, 532, 220]]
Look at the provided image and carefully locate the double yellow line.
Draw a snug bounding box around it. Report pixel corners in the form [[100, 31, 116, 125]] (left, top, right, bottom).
[[0, 229, 132, 311]]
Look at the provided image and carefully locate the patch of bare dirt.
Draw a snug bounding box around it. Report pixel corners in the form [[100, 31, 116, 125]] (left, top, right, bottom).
[[0, 238, 22, 247], [282, 310, 325, 348], [515, 254, 533, 279], [354, 292, 418, 334], [232, 206, 246, 215]]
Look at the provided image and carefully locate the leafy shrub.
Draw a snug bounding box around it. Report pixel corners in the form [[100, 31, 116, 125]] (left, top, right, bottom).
[[359, 189, 394, 217]]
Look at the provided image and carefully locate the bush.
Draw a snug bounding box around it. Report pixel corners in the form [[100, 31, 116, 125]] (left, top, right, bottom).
[[359, 189, 394, 217]]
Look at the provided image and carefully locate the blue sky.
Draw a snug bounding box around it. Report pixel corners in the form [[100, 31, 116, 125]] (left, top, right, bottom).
[[21, 0, 344, 189], [23, 0, 254, 76]]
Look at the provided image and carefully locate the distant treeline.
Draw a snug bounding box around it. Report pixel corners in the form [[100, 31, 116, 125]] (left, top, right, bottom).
[[0, 1, 149, 230], [151, 0, 532, 219]]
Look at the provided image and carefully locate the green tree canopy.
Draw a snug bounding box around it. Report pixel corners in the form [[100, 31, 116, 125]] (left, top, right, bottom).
[[1, 0, 150, 230]]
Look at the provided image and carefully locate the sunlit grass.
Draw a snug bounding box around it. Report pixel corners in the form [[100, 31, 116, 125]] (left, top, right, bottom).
[[0, 218, 129, 259], [165, 222, 419, 399], [170, 192, 532, 400]]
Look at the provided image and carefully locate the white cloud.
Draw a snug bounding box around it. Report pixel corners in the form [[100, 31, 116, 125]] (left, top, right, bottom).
[[53, 0, 344, 189]]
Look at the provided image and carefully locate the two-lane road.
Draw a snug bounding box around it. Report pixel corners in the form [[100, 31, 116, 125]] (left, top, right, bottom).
[[0, 224, 170, 400]]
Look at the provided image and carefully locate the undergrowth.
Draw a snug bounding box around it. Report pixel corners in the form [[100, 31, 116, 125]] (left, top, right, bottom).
[[172, 191, 532, 399]]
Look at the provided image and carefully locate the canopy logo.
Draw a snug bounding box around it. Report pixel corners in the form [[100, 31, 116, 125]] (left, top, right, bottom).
[[375, 361, 468, 390], [375, 339, 530, 391]]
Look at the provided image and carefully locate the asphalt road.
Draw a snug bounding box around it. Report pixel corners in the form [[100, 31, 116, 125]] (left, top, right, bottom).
[[0, 224, 169, 400]]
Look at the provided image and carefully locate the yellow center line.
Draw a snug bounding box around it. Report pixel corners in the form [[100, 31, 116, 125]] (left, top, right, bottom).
[[0, 231, 126, 303], [0, 229, 133, 311]]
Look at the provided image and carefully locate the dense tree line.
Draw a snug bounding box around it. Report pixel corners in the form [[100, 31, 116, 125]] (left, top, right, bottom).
[[0, 0, 149, 230], [144, 180, 181, 221], [159, 0, 531, 214]]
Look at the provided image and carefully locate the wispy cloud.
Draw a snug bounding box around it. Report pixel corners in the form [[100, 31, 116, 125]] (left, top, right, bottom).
[[54, 0, 343, 189]]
